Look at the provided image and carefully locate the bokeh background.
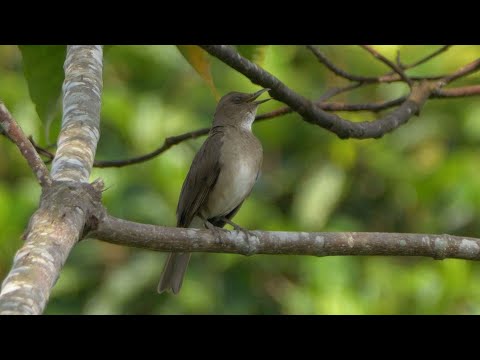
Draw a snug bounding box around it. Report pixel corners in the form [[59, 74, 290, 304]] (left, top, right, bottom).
[[1, 45, 480, 314]]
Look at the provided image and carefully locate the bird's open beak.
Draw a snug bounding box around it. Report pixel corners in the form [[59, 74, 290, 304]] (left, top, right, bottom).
[[247, 88, 271, 105]]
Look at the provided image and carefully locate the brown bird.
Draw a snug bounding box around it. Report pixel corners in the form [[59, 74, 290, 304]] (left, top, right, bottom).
[[158, 88, 271, 294]]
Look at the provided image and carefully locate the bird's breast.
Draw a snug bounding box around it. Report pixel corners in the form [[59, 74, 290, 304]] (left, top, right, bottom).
[[204, 129, 262, 218]]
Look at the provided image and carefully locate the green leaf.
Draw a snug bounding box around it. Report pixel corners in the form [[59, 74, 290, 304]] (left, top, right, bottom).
[[176, 45, 218, 100], [18, 45, 66, 123], [236, 45, 269, 66]]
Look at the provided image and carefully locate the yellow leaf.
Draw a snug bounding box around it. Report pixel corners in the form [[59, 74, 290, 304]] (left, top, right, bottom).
[[177, 45, 219, 101]]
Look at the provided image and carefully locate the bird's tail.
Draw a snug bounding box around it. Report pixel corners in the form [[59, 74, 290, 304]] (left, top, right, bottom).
[[157, 252, 191, 294]]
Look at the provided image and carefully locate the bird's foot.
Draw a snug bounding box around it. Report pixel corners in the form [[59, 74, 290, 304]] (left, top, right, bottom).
[[220, 217, 257, 255], [221, 217, 248, 232], [204, 220, 228, 241]]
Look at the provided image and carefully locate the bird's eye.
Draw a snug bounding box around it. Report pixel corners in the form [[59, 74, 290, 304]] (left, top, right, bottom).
[[233, 96, 242, 104]]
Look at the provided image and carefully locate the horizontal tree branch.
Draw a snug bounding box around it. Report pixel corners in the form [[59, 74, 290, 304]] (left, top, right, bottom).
[[434, 85, 480, 97], [89, 214, 480, 261], [0, 103, 52, 187]]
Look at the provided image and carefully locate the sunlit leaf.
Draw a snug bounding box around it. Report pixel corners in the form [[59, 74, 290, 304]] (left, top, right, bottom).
[[176, 45, 218, 100]]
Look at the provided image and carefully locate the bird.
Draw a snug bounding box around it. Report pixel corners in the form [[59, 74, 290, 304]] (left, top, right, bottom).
[[157, 88, 271, 294]]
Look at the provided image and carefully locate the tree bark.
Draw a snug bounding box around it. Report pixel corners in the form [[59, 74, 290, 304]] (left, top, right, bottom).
[[0, 45, 104, 315], [89, 214, 480, 261]]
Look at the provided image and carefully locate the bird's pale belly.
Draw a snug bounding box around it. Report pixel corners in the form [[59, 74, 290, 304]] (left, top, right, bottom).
[[204, 159, 257, 218]]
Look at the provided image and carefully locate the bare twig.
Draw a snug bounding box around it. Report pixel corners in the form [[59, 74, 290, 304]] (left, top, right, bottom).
[[321, 97, 406, 112], [94, 128, 209, 168], [441, 58, 480, 85], [435, 85, 480, 97], [360, 45, 413, 87], [0, 103, 52, 187], [306, 45, 447, 84], [306, 45, 377, 83], [403, 45, 452, 69], [28, 136, 54, 163]]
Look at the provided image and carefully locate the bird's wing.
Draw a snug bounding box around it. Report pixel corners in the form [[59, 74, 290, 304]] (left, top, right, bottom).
[[176, 129, 223, 228]]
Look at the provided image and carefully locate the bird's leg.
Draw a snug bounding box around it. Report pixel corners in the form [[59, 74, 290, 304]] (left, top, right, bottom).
[[219, 217, 257, 253], [220, 217, 247, 232]]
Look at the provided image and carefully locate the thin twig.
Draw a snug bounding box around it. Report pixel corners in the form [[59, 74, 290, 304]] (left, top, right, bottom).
[[94, 128, 210, 168], [403, 45, 452, 69], [360, 45, 413, 87], [306, 45, 448, 84], [306, 45, 376, 82], [434, 85, 480, 97], [0, 103, 52, 187], [321, 97, 406, 112], [441, 58, 480, 84]]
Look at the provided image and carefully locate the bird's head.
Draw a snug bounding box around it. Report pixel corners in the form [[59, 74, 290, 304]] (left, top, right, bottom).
[[212, 88, 271, 129]]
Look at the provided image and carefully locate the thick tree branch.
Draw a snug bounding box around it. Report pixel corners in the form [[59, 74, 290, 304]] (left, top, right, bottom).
[[51, 46, 103, 182], [202, 44, 437, 139], [0, 45, 104, 315], [200, 45, 429, 139], [0, 103, 52, 187], [201, 45, 480, 139], [89, 214, 480, 261]]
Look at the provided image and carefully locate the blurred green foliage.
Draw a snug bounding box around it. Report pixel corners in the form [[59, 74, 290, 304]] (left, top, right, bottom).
[[1, 45, 480, 314]]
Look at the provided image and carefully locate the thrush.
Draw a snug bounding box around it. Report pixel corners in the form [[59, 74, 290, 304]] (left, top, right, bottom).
[[158, 88, 271, 294]]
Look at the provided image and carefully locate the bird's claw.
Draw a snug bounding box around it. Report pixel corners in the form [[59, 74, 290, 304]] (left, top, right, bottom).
[[223, 220, 256, 255], [204, 220, 228, 242]]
